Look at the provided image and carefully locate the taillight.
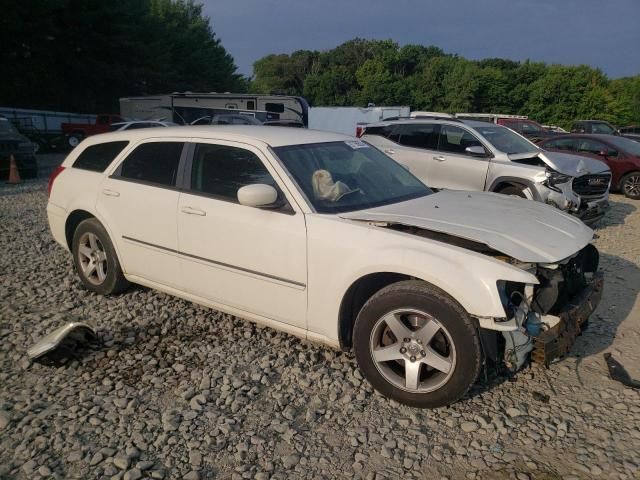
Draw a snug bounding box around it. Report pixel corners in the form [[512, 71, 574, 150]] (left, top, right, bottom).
[[356, 125, 365, 137], [47, 166, 65, 198]]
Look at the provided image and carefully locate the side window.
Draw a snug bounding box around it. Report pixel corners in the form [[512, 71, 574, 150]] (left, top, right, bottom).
[[97, 115, 109, 125], [438, 126, 484, 155], [576, 139, 605, 155], [118, 142, 184, 187], [395, 124, 439, 150], [545, 138, 577, 151], [363, 126, 393, 139], [246, 100, 255, 110], [265, 102, 285, 113], [576, 139, 616, 156], [501, 120, 519, 132], [190, 143, 276, 202], [521, 121, 542, 134], [73, 141, 129, 172]]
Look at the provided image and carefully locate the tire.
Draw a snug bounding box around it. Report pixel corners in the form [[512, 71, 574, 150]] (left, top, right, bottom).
[[72, 218, 130, 295], [68, 134, 82, 148], [620, 172, 640, 200], [353, 280, 482, 408], [497, 184, 527, 198]]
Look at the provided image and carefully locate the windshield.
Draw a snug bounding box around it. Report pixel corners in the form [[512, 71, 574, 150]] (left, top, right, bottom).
[[0, 119, 19, 135], [474, 125, 539, 154], [608, 136, 640, 156], [591, 122, 615, 134], [274, 141, 432, 213]]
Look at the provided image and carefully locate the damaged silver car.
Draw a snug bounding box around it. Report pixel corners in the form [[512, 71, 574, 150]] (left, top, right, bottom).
[[361, 119, 611, 224]]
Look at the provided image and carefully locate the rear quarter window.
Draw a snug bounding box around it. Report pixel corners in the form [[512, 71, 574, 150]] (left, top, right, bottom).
[[73, 141, 129, 172]]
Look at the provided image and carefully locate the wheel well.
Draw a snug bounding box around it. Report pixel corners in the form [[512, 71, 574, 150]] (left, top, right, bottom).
[[493, 181, 525, 193], [338, 272, 411, 351], [65, 210, 94, 249], [619, 170, 640, 190]]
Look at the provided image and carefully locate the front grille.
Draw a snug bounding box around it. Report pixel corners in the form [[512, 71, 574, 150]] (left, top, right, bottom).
[[573, 174, 610, 197]]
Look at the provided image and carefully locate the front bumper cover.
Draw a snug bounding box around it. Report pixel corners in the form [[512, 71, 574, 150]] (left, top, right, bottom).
[[577, 198, 609, 226], [532, 271, 604, 366]]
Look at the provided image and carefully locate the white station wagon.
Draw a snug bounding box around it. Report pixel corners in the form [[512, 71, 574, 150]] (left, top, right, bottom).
[[47, 126, 603, 407]]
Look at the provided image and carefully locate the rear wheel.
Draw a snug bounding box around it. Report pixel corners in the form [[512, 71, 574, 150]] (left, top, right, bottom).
[[72, 218, 129, 295], [353, 280, 482, 408], [621, 172, 640, 200]]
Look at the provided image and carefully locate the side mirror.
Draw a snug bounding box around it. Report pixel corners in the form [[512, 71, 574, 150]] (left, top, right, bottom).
[[237, 184, 280, 208], [465, 145, 487, 157]]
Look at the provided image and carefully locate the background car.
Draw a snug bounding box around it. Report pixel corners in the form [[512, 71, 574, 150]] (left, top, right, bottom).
[[571, 120, 618, 135], [618, 125, 640, 142], [361, 118, 611, 224], [0, 115, 38, 179], [109, 120, 178, 131], [540, 134, 640, 199]]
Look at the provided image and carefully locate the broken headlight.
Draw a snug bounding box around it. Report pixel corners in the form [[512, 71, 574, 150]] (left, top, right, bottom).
[[544, 169, 572, 192]]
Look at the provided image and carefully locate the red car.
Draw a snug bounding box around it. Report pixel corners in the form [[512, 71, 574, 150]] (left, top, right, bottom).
[[539, 134, 640, 199], [62, 113, 125, 148]]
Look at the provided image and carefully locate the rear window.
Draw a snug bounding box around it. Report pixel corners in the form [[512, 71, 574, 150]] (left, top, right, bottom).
[[117, 142, 184, 187], [73, 141, 129, 172]]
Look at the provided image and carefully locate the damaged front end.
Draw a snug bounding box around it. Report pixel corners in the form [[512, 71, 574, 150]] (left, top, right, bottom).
[[493, 244, 603, 370]]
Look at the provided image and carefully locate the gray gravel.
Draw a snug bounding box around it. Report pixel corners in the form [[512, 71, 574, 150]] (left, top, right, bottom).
[[1, 181, 639, 479]]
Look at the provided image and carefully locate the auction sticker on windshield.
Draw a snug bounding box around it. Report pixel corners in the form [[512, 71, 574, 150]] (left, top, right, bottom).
[[345, 140, 369, 149]]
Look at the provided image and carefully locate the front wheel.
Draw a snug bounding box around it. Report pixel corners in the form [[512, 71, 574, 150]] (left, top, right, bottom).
[[68, 135, 82, 148], [621, 172, 640, 200], [72, 218, 130, 295], [353, 280, 482, 408]]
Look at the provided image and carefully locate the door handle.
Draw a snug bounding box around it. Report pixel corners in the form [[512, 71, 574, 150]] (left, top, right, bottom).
[[102, 189, 120, 197], [181, 206, 206, 216], [433, 155, 446, 162], [384, 148, 396, 155]]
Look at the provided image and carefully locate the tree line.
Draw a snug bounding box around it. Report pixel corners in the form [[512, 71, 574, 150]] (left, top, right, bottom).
[[251, 39, 640, 129], [1, 0, 245, 113], [2, 3, 638, 130]]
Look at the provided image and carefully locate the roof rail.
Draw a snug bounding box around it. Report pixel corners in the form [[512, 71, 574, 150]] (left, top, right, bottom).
[[455, 113, 529, 120]]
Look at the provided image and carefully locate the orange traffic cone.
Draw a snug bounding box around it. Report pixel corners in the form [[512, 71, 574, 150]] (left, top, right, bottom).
[[6, 154, 22, 184]]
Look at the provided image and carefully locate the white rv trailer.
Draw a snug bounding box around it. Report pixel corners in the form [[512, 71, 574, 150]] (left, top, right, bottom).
[[120, 93, 310, 126]]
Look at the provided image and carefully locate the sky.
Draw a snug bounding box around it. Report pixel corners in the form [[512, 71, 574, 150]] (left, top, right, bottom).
[[203, 0, 640, 79]]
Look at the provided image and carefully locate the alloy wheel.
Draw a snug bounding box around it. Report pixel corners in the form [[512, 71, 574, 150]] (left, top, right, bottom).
[[623, 174, 640, 198], [77, 232, 108, 285], [369, 309, 456, 393]]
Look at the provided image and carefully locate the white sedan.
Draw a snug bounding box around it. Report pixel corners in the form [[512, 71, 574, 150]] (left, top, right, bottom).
[[47, 126, 603, 407]]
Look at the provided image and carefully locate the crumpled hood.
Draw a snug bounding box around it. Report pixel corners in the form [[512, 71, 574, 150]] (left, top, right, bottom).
[[340, 190, 594, 263], [510, 150, 610, 176]]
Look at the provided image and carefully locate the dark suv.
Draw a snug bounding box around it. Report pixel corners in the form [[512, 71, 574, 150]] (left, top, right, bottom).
[[0, 116, 38, 180], [571, 120, 618, 135]]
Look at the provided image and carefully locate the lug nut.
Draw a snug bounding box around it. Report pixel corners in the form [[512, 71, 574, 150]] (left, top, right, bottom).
[[410, 356, 416, 362], [403, 337, 410, 343], [420, 351, 426, 357], [400, 347, 407, 354]]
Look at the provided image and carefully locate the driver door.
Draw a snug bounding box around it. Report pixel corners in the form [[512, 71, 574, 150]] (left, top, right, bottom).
[[177, 140, 307, 329]]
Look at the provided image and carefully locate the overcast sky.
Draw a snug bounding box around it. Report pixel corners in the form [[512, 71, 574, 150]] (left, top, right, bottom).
[[203, 0, 640, 79]]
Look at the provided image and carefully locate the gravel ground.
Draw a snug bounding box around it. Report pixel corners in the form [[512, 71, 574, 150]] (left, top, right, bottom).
[[1, 181, 639, 480]]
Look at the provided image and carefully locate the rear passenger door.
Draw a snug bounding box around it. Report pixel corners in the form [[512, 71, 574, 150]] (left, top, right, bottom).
[[429, 125, 490, 191], [96, 139, 186, 288], [176, 140, 307, 329]]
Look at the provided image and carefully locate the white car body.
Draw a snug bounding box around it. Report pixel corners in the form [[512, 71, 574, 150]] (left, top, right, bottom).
[[47, 126, 602, 405]]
